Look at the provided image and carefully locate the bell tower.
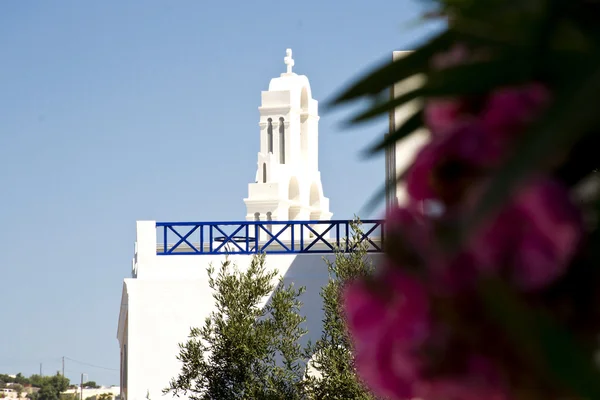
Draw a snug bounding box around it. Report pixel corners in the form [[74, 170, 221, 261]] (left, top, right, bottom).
[[244, 49, 332, 240]]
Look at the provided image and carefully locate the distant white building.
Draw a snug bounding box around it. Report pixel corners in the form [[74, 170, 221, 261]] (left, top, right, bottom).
[[63, 386, 120, 400], [116, 49, 384, 400]]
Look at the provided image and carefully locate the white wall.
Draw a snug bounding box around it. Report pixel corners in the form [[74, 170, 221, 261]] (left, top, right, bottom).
[[391, 50, 430, 207], [63, 387, 120, 400], [118, 221, 383, 400]]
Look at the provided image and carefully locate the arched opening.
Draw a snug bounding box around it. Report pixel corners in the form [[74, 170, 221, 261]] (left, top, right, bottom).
[[288, 177, 300, 202], [279, 117, 285, 164], [267, 118, 273, 153], [262, 163, 267, 183], [301, 86, 309, 111], [309, 182, 320, 207]]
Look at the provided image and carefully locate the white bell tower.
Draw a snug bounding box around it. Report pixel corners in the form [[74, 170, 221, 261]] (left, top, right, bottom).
[[244, 49, 332, 239]]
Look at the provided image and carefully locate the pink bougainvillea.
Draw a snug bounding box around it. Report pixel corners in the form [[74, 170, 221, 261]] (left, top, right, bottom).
[[424, 98, 475, 137], [405, 121, 499, 204], [466, 178, 583, 291], [343, 268, 430, 399], [340, 34, 587, 398], [425, 83, 550, 139], [480, 83, 550, 137]]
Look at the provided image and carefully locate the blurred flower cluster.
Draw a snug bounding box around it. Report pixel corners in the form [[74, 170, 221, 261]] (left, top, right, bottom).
[[332, 4, 600, 394]]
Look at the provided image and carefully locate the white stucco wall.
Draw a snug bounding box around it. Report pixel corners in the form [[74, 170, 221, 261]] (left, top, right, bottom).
[[118, 221, 383, 400], [391, 50, 430, 207]]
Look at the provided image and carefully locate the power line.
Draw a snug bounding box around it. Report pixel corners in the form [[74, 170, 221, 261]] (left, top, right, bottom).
[[0, 357, 62, 366], [64, 357, 118, 372], [0, 357, 118, 374]]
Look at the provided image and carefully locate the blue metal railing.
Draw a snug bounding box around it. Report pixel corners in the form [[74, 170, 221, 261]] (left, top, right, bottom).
[[155, 220, 385, 255]]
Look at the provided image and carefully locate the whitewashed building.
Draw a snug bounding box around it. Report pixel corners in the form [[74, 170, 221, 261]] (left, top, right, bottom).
[[116, 49, 385, 400], [385, 50, 430, 211]]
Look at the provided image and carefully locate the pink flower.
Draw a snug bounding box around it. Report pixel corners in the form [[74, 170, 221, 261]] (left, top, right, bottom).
[[481, 83, 550, 137], [425, 98, 475, 137], [343, 268, 430, 399], [468, 178, 583, 290], [406, 122, 500, 204], [410, 83, 551, 206], [426, 44, 473, 137], [391, 176, 582, 293], [425, 83, 549, 138], [431, 43, 470, 69], [386, 206, 434, 247]]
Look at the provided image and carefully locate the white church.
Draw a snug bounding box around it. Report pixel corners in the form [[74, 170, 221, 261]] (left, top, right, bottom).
[[116, 49, 426, 400]]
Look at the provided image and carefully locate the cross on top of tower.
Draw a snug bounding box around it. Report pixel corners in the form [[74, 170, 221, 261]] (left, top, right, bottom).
[[284, 48, 294, 74]]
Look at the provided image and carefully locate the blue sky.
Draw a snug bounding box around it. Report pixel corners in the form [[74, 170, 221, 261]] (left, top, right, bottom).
[[0, 0, 440, 386]]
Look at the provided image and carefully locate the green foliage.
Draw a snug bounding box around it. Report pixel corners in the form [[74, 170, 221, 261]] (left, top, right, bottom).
[[95, 393, 111, 400], [81, 383, 98, 390], [0, 373, 68, 400], [305, 219, 376, 399], [28, 375, 45, 389], [479, 278, 600, 399], [164, 254, 310, 400], [0, 373, 30, 387], [27, 374, 69, 400]]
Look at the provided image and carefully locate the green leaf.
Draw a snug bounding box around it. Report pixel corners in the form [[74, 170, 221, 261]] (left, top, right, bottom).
[[363, 108, 425, 156], [350, 89, 422, 124], [480, 278, 600, 398], [327, 30, 455, 107], [464, 61, 600, 235], [349, 57, 533, 125]]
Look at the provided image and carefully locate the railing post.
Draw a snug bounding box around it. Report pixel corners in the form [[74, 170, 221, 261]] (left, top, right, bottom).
[[245, 224, 249, 253], [381, 220, 385, 251], [255, 223, 259, 254], [200, 224, 204, 253], [345, 221, 350, 252]]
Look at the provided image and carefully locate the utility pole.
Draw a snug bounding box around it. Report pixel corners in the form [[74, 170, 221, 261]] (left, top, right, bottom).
[[80, 373, 87, 400], [62, 357, 65, 376], [39, 363, 42, 377]]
